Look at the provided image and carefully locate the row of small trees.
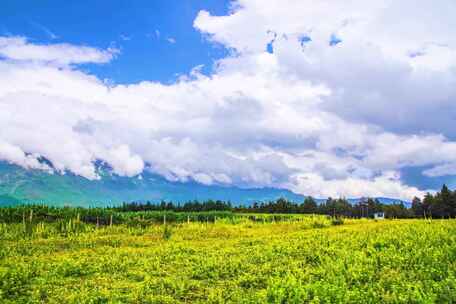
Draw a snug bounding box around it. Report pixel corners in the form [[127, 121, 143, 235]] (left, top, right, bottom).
[[412, 184, 456, 218], [116, 184, 456, 219], [114, 200, 232, 212], [242, 184, 456, 218], [237, 197, 411, 218], [5, 184, 451, 220], [117, 197, 410, 218]]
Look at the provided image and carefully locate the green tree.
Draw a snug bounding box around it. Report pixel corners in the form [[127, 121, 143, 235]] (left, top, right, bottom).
[[422, 192, 434, 218], [302, 197, 318, 214], [411, 196, 423, 218]]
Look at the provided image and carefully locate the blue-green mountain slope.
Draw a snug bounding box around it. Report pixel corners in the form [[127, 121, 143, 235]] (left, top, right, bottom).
[[0, 161, 304, 207]]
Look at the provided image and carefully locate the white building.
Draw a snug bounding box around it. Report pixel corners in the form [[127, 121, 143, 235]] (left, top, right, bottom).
[[374, 212, 385, 220]]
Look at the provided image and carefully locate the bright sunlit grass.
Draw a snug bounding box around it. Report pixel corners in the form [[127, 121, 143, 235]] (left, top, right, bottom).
[[1, 218, 455, 303]]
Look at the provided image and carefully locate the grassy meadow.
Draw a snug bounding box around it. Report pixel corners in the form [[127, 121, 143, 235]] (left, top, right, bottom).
[[1, 215, 455, 303]]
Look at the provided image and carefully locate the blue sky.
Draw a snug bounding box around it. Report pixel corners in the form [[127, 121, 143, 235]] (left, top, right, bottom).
[[400, 167, 456, 192], [1, 1, 456, 200], [1, 0, 230, 83]]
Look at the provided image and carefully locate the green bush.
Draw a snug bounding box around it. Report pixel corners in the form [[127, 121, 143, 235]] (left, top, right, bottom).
[[162, 225, 173, 240], [331, 217, 344, 226]]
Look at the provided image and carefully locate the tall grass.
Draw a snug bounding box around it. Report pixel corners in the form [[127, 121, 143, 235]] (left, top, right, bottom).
[[0, 219, 455, 302]]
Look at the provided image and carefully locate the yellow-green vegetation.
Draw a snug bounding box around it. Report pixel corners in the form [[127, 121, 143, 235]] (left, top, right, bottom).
[[1, 217, 456, 303]]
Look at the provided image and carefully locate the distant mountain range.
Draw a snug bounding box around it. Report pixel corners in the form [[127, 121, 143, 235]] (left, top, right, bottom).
[[0, 161, 409, 207]]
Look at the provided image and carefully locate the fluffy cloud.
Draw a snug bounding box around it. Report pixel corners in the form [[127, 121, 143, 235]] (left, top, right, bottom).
[[290, 171, 423, 200], [0, 36, 117, 65], [195, 0, 456, 136], [0, 140, 49, 171], [1, 1, 456, 199]]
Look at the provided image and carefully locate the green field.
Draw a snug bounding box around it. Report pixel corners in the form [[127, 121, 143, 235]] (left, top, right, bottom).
[[1, 217, 456, 303]]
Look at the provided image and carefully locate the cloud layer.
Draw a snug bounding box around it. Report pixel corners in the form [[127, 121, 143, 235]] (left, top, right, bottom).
[[1, 0, 456, 199]]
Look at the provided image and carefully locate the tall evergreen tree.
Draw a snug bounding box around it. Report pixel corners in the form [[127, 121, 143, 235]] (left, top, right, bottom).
[[411, 196, 423, 217], [302, 197, 318, 214]]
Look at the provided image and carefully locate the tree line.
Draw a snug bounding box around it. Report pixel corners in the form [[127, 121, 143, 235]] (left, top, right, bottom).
[[114, 200, 232, 212], [2, 184, 453, 220], [114, 184, 456, 219], [116, 198, 406, 218], [411, 184, 456, 218], [238, 197, 411, 218]]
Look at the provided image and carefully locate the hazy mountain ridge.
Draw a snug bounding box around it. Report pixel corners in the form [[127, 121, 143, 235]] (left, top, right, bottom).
[[0, 161, 304, 206], [0, 161, 409, 207]]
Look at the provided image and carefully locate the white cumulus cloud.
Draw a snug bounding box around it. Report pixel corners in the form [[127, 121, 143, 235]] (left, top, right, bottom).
[[1, 0, 456, 200], [0, 36, 118, 65]]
